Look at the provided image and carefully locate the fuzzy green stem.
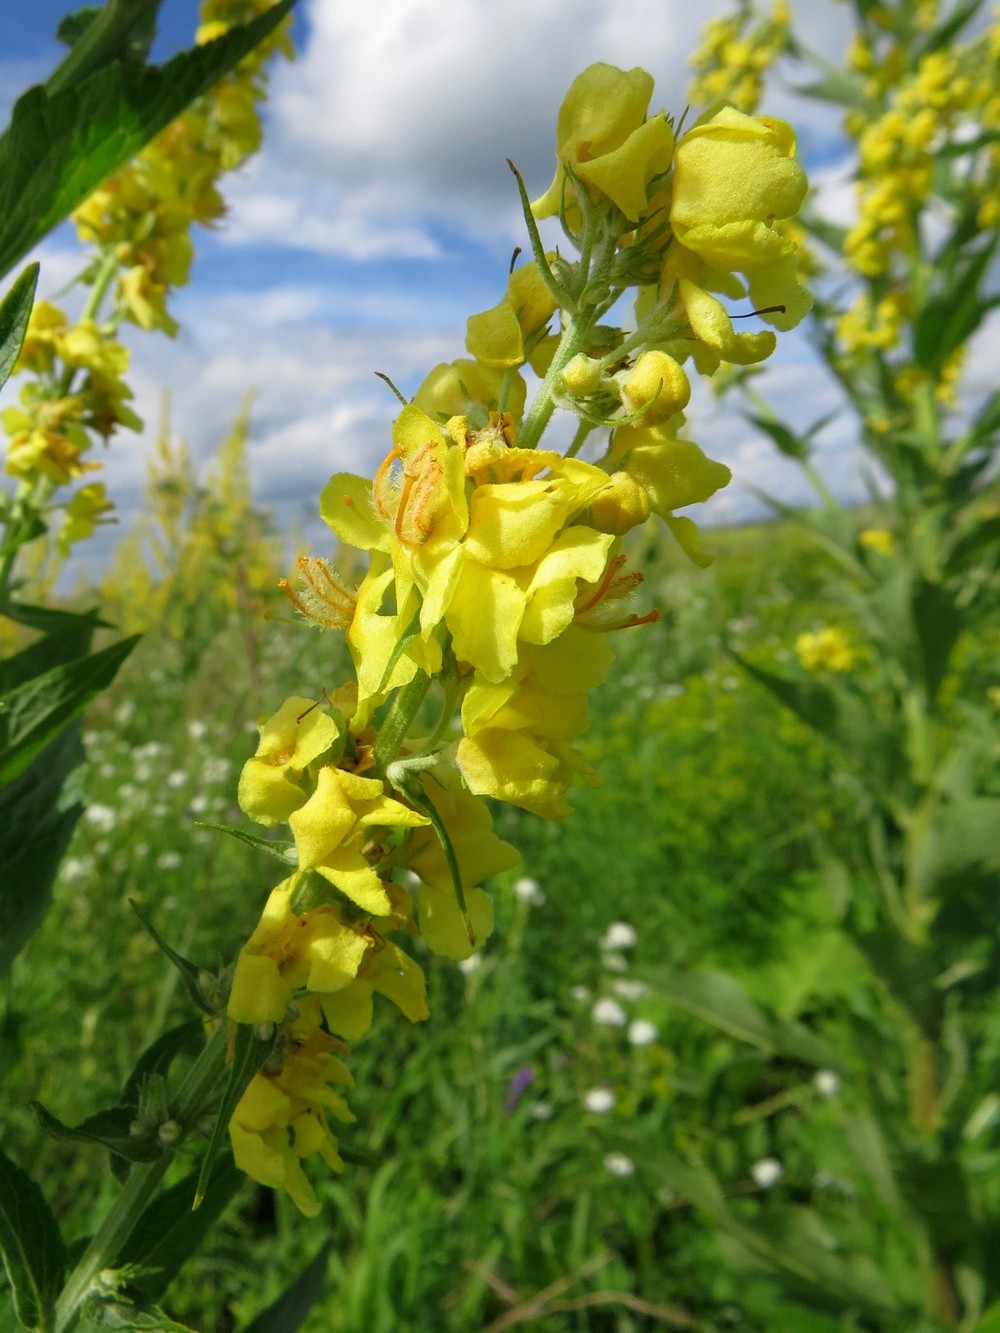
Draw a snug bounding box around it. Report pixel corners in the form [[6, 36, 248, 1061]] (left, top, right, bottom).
[[53, 1021, 229, 1332], [372, 670, 432, 773], [517, 316, 590, 451]]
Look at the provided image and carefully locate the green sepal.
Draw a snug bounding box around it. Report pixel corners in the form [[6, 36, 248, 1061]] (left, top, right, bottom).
[[193, 820, 297, 868], [240, 1243, 331, 1333], [0, 633, 140, 786], [0, 0, 296, 281], [0, 1143, 67, 1330], [0, 262, 39, 394], [129, 900, 217, 1016], [193, 1023, 276, 1209]]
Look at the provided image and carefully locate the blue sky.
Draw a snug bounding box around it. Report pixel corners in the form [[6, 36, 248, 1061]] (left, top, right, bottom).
[[0, 0, 910, 576]]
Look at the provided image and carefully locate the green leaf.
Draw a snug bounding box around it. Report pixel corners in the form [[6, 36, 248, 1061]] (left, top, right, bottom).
[[0, 1142, 67, 1330], [0, 263, 39, 394], [0, 0, 295, 281], [129, 901, 218, 1016], [913, 238, 999, 375], [731, 652, 897, 797], [30, 1101, 164, 1166], [976, 1299, 1000, 1332], [0, 721, 85, 975], [193, 1024, 275, 1208], [639, 966, 849, 1072], [747, 412, 810, 461], [912, 797, 1000, 894], [0, 599, 109, 634], [0, 632, 140, 786], [241, 1244, 331, 1333], [117, 1155, 244, 1302], [911, 577, 961, 703], [193, 820, 297, 867], [56, 8, 105, 51], [122, 1022, 205, 1115]]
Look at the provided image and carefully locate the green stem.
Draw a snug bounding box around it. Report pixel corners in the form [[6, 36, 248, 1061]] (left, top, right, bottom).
[[371, 670, 432, 773], [518, 315, 591, 451], [53, 1021, 229, 1333]]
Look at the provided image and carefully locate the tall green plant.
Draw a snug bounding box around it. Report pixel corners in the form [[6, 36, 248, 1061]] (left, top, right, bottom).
[[639, 3, 1000, 1328]]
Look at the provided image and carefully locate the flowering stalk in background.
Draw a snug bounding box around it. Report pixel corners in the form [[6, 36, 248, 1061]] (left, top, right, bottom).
[[0, 0, 291, 594], [624, 4, 1000, 1328]]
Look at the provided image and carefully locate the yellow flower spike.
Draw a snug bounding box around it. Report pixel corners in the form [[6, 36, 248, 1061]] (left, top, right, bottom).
[[620, 350, 691, 422], [532, 63, 661, 220], [859, 527, 895, 557], [229, 1006, 354, 1217], [15, 300, 67, 374], [671, 108, 808, 277], [238, 696, 342, 826], [289, 766, 430, 916], [58, 482, 114, 554], [520, 627, 615, 695], [119, 266, 179, 336]]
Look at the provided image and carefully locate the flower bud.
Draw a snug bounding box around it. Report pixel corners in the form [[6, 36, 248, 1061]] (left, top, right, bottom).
[[620, 351, 690, 421], [561, 354, 604, 397], [588, 472, 651, 535]]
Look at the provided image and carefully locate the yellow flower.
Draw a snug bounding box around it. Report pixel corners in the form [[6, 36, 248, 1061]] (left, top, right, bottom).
[[288, 766, 430, 916], [859, 527, 894, 557], [238, 696, 343, 825], [532, 63, 674, 222], [319, 938, 429, 1040], [229, 1001, 354, 1218], [795, 627, 856, 673], [227, 877, 371, 1024], [58, 482, 114, 554]]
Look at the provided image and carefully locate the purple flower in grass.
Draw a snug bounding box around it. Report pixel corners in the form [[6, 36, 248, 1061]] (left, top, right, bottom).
[[504, 1067, 536, 1113]]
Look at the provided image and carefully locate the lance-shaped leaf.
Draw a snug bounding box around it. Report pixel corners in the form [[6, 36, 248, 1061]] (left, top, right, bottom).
[[0, 633, 140, 786], [913, 235, 1000, 376], [194, 1023, 275, 1208], [194, 820, 297, 868], [30, 1101, 164, 1168], [0, 0, 295, 281], [241, 1243, 331, 1333], [116, 1155, 244, 1302], [130, 901, 218, 1016], [637, 966, 850, 1073], [0, 721, 85, 976], [0, 1144, 66, 1330], [0, 263, 38, 393], [730, 651, 899, 799]]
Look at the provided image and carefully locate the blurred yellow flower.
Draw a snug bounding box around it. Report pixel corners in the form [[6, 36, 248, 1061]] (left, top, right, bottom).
[[795, 627, 856, 673]]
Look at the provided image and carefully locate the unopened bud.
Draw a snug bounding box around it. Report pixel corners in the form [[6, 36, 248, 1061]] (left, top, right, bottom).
[[157, 1119, 182, 1145], [621, 351, 690, 421], [561, 354, 604, 397], [589, 472, 651, 535]]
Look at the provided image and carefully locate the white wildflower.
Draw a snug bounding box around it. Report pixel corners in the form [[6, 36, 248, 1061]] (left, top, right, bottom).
[[584, 1087, 615, 1113], [627, 1019, 658, 1047], [751, 1158, 784, 1189], [601, 922, 638, 950], [592, 998, 628, 1027], [603, 1152, 635, 1177]]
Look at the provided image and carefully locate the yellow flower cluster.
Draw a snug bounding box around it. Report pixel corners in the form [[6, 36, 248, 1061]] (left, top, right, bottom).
[[74, 0, 292, 337], [687, 0, 791, 115], [1, 0, 290, 560], [840, 23, 998, 340], [795, 627, 856, 674], [226, 61, 810, 1213]]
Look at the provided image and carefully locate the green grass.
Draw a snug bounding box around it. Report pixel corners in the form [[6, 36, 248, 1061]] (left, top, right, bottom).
[[2, 517, 982, 1332]]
